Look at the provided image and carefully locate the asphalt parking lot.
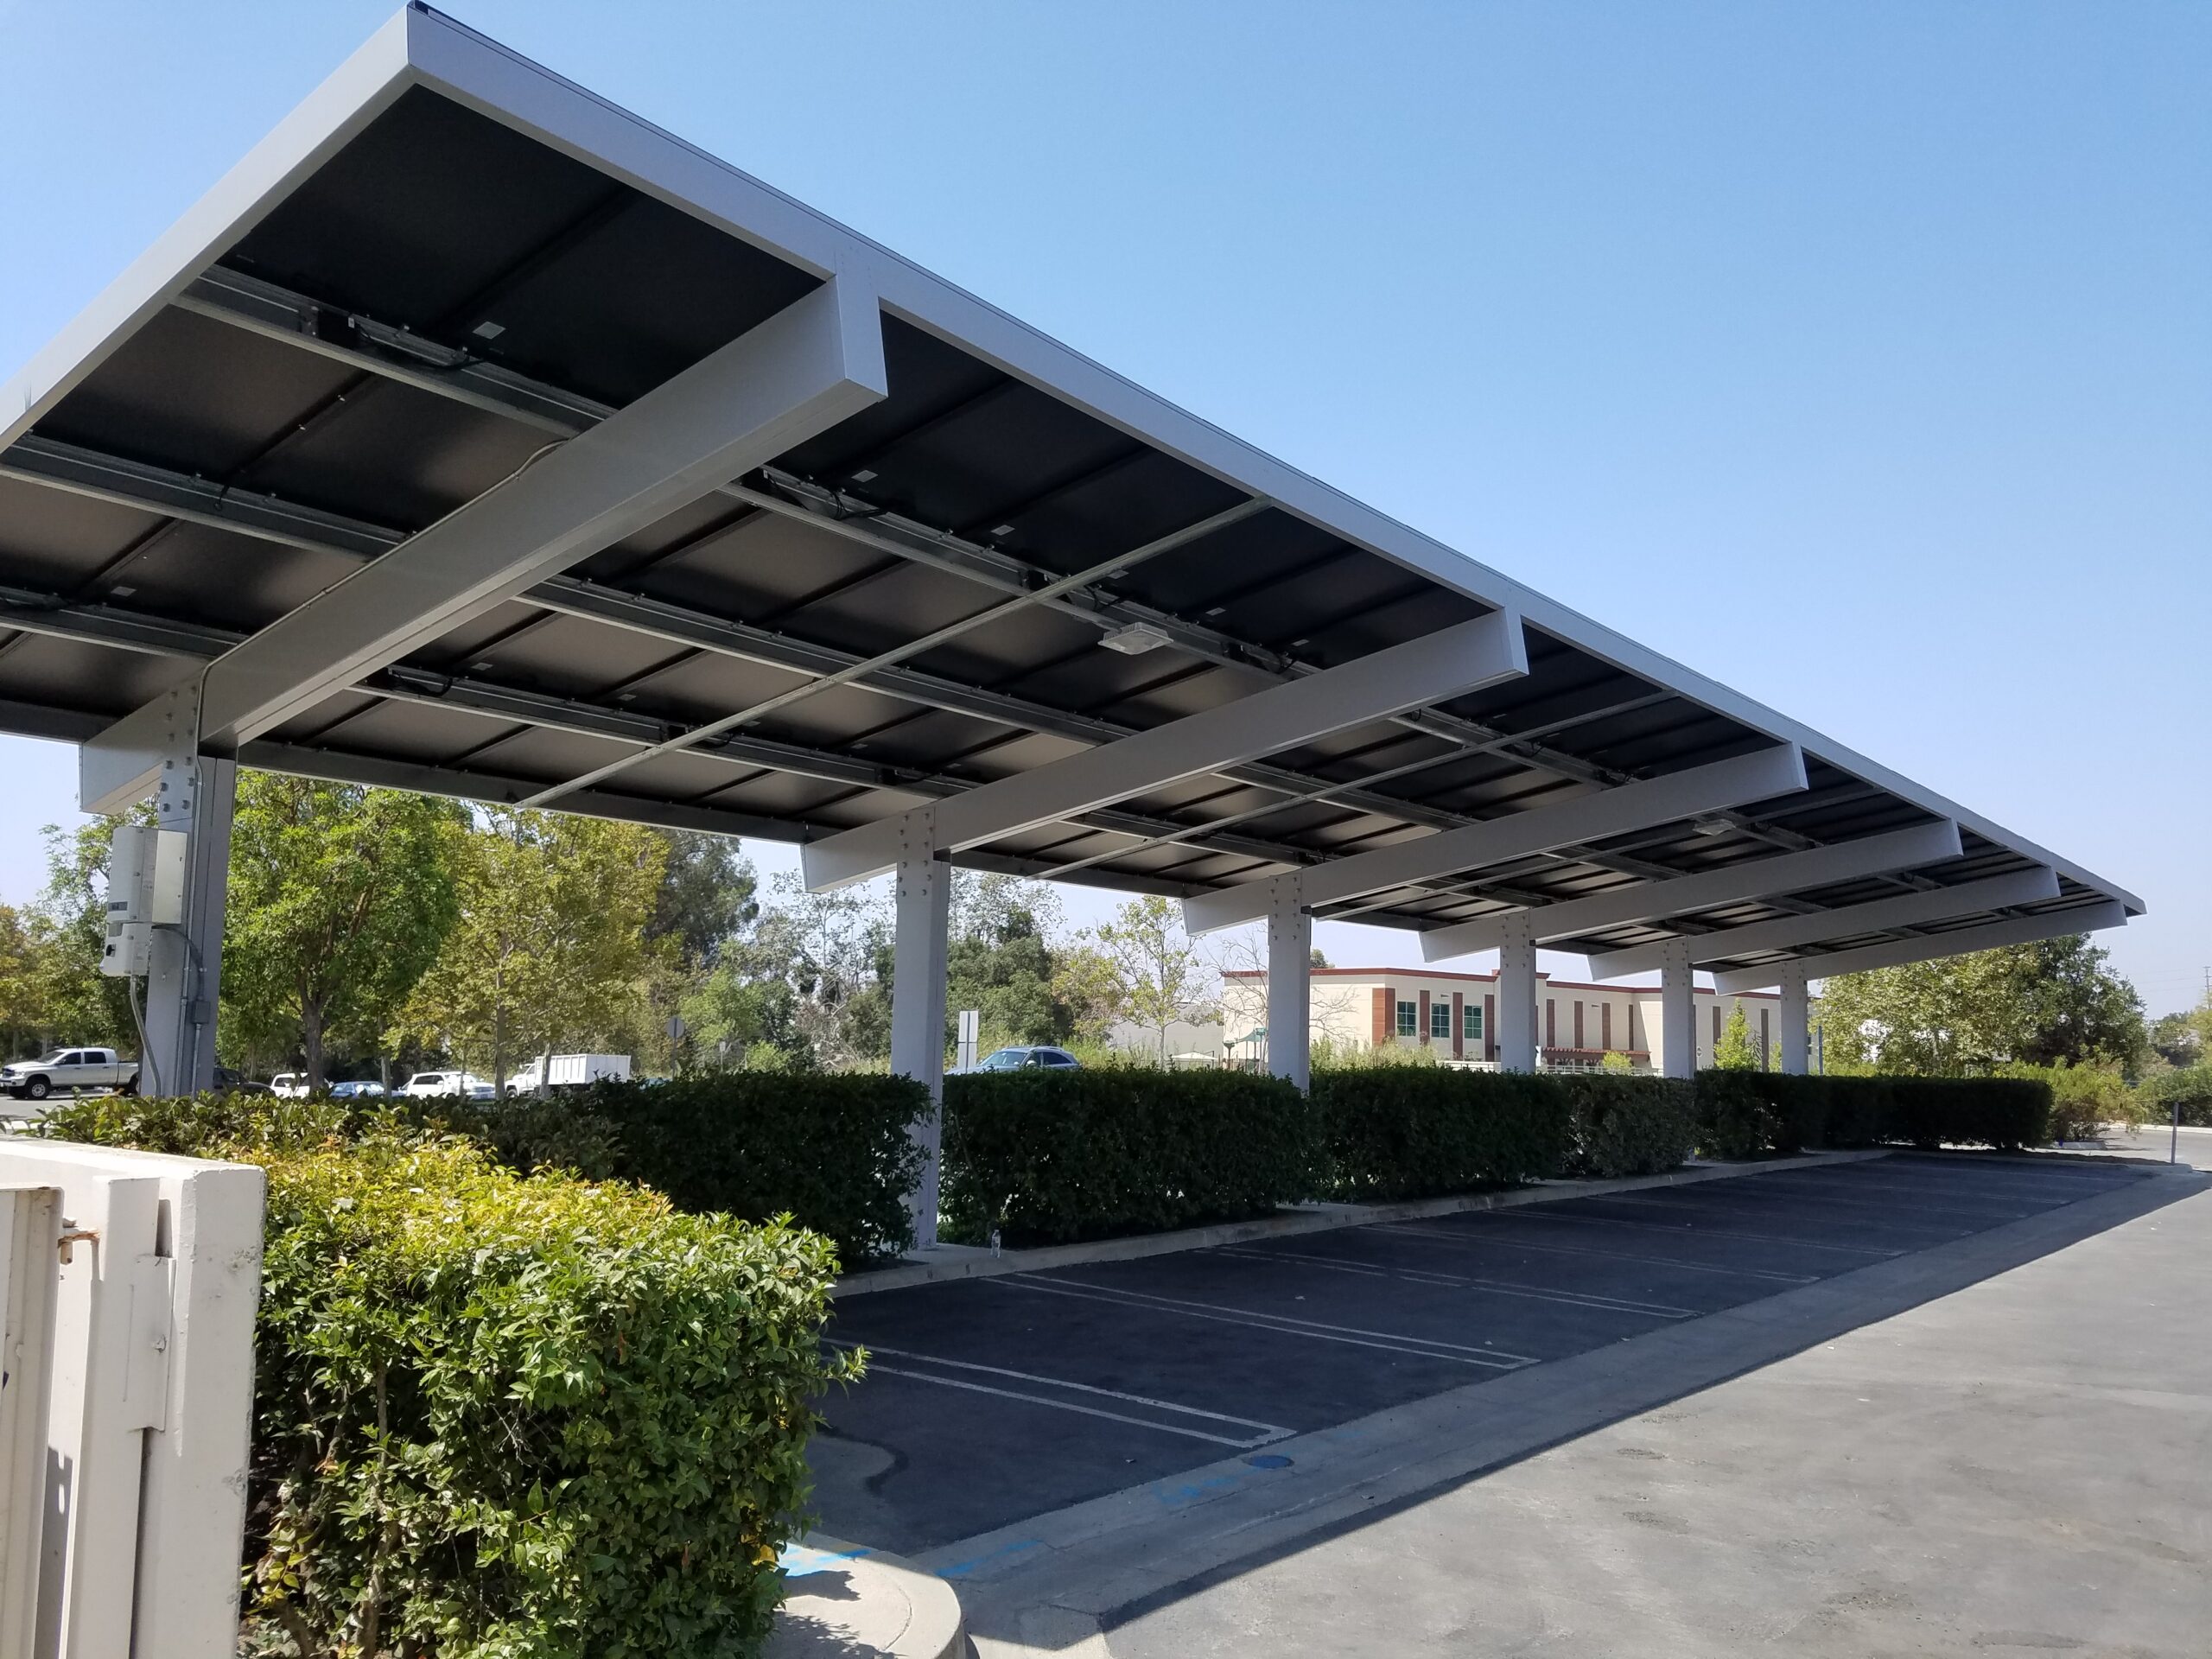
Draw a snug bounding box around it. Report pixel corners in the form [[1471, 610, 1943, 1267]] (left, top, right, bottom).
[[810, 1154, 2157, 1555]]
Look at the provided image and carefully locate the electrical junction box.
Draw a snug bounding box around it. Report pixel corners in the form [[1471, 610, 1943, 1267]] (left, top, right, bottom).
[[101, 922, 149, 978], [107, 824, 156, 925], [100, 824, 186, 976]]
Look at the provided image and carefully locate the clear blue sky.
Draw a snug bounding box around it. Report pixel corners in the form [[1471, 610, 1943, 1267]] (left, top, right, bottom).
[[2, 2, 2205, 1011]]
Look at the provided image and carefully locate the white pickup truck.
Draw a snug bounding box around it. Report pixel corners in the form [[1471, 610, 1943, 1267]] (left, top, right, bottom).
[[2, 1046, 137, 1102]]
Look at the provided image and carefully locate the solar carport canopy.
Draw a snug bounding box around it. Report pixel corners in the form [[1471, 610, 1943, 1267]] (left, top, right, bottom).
[[0, 4, 2139, 990]]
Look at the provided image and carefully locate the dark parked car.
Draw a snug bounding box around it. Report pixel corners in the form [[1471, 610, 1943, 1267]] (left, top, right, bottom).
[[952, 1046, 1083, 1076], [117, 1065, 272, 1097]]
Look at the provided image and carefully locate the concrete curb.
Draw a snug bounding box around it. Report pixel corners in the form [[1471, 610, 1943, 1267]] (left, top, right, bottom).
[[835, 1147, 1890, 1298], [768, 1534, 965, 1659]]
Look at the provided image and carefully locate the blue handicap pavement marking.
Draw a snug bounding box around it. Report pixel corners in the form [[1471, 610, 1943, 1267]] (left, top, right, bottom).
[[936, 1537, 1047, 1581], [779, 1542, 872, 1578]]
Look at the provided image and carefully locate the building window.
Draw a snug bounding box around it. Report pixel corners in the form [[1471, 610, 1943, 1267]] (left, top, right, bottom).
[[1396, 1000, 1417, 1038], [1429, 1001, 1452, 1039], [1464, 1003, 1484, 1042]]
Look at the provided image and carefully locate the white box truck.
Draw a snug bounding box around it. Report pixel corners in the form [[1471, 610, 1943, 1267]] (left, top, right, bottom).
[[504, 1053, 632, 1094]]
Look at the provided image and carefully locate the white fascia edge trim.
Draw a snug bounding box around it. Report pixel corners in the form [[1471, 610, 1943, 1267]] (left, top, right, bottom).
[[0, 13, 420, 450], [1711, 899, 2130, 993], [1587, 866, 2063, 981], [7, 5, 2141, 915]]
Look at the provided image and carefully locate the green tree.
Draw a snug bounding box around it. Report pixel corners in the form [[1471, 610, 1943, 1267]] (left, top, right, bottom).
[[0, 902, 53, 1058], [946, 873, 1074, 1049], [396, 810, 667, 1090], [1096, 895, 1217, 1063], [221, 777, 467, 1087], [725, 873, 897, 1069], [2148, 1007, 2203, 1070], [1816, 935, 2145, 1074], [1713, 1003, 1759, 1071], [679, 963, 812, 1071], [1051, 941, 1123, 1046], [645, 830, 758, 969], [26, 817, 143, 1052]]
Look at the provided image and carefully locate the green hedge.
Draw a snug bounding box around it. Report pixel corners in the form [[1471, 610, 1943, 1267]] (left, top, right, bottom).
[[2139, 1065, 2212, 1128], [1559, 1073, 1700, 1177], [942, 1069, 1313, 1245], [1886, 1077, 2050, 1151], [35, 1109, 845, 1659], [1312, 1068, 1565, 1199], [43, 1076, 925, 1267], [1693, 1070, 2051, 1156], [562, 1075, 926, 1267]]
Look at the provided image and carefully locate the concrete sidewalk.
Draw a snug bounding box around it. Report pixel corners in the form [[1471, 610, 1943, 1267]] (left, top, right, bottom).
[[939, 1159, 2209, 1657]]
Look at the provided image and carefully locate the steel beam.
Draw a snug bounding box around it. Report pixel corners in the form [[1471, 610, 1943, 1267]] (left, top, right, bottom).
[[1417, 819, 1965, 962], [888, 818, 950, 1247], [1658, 940, 1696, 1079], [1587, 867, 2062, 980], [1778, 966, 1809, 1075], [142, 754, 235, 1098], [141, 267, 1633, 797], [1267, 879, 1313, 1091], [1711, 900, 2129, 993], [0, 577, 1414, 890], [1496, 913, 1537, 1072], [80, 276, 887, 812], [1184, 744, 1808, 937], [520, 498, 1267, 810], [803, 609, 1529, 890], [3, 426, 1751, 905]]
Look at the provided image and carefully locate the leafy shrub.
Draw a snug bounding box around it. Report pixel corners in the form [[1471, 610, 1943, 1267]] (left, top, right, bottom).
[[411, 1090, 629, 1179], [1885, 1077, 2050, 1151], [943, 1069, 1313, 1244], [566, 1074, 927, 1267], [40, 1112, 847, 1659], [1686, 1071, 2053, 1154], [1560, 1074, 1699, 1177], [2139, 1065, 2212, 1128], [35, 1088, 362, 1154], [2003, 1062, 2138, 1141], [1312, 1068, 1567, 1201], [1693, 1069, 1787, 1160]]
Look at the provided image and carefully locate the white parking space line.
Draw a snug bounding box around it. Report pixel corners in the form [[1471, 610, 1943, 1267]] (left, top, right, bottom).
[[1770, 1173, 2100, 1202], [1215, 1246, 1698, 1319], [991, 1274, 1536, 1370], [1505, 1207, 1904, 1257], [1594, 1192, 1974, 1234], [1376, 1223, 1821, 1285], [829, 1339, 1292, 1448], [1700, 1179, 2036, 1216]]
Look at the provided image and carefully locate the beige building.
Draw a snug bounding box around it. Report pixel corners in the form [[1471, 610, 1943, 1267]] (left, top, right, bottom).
[[1221, 966, 1783, 1075]]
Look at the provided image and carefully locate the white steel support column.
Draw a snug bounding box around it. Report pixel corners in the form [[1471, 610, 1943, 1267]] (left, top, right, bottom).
[[136, 680, 236, 1098], [143, 757, 236, 1099], [1779, 965, 1810, 1077], [1497, 913, 1537, 1072], [1266, 879, 1312, 1092], [1660, 938, 1697, 1079], [888, 816, 950, 1249]]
